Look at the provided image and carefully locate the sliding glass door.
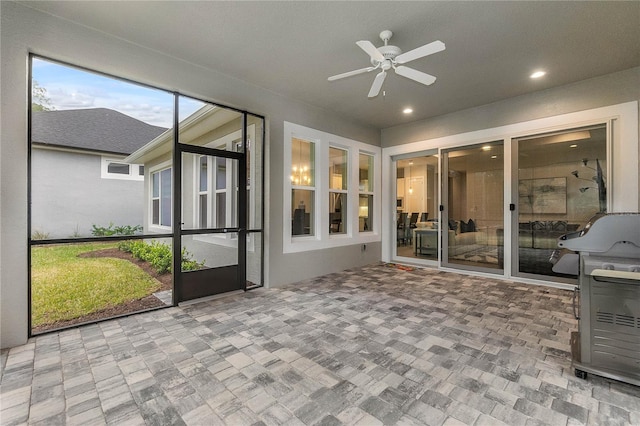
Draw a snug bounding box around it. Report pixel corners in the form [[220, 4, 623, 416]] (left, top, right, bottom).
[[514, 124, 607, 281], [441, 142, 504, 273], [393, 152, 438, 262]]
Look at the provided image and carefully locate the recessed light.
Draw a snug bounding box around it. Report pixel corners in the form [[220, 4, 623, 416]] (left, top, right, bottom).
[[570, 144, 578, 148], [403, 108, 413, 114], [482, 146, 491, 151], [491, 155, 497, 159], [530, 70, 546, 79]]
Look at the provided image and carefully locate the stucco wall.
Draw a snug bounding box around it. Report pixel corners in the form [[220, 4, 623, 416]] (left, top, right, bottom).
[[0, 2, 381, 348], [31, 149, 144, 239]]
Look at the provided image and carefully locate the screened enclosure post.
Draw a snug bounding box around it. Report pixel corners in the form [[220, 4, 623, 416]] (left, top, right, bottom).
[[172, 93, 181, 304], [238, 113, 248, 290]]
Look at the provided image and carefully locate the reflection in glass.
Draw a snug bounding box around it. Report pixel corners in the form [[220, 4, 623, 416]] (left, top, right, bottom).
[[329, 147, 347, 235], [395, 154, 439, 261], [359, 153, 374, 232], [292, 189, 314, 236], [359, 194, 373, 232], [516, 124, 606, 279], [329, 193, 347, 234], [443, 142, 503, 272], [291, 138, 315, 187], [359, 153, 374, 192], [291, 137, 315, 236]]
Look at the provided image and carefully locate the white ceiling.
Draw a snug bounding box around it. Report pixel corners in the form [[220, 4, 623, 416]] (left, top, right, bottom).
[[21, 1, 640, 130]]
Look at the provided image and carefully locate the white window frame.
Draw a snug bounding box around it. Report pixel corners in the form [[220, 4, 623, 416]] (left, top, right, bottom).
[[149, 160, 172, 232], [358, 151, 375, 233], [329, 145, 349, 236], [192, 125, 257, 252], [283, 121, 382, 253], [101, 156, 144, 181]]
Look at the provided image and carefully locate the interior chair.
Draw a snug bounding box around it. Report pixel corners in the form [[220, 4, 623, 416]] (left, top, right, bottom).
[[329, 212, 342, 233], [397, 212, 408, 245], [407, 212, 419, 244], [420, 212, 428, 222]]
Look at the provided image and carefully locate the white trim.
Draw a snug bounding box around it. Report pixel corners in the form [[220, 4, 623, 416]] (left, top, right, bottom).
[[101, 156, 144, 181], [283, 121, 382, 253], [382, 101, 639, 286], [148, 160, 173, 233]]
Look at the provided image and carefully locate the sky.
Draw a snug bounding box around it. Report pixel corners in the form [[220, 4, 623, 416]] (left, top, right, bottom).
[[32, 58, 202, 128]]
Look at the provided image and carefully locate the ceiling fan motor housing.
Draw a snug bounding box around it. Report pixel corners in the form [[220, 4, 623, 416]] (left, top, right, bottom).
[[371, 45, 402, 67]]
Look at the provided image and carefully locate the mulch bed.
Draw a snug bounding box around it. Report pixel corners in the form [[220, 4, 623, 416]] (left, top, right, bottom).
[[33, 248, 172, 334]]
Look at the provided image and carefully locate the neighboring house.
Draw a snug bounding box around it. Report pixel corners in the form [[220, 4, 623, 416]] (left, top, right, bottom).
[[31, 108, 166, 239], [125, 104, 264, 286]]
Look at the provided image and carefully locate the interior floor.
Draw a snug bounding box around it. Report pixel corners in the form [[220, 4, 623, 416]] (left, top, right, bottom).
[[1, 263, 637, 425]]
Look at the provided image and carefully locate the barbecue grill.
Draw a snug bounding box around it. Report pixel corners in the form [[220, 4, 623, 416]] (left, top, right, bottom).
[[556, 213, 640, 386]]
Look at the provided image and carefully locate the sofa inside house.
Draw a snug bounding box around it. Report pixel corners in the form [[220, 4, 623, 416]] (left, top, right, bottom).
[[497, 220, 580, 275], [414, 219, 499, 262]]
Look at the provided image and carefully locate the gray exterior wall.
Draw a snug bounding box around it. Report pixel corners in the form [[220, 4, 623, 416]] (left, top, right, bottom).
[[31, 148, 144, 239], [1, 2, 380, 348]]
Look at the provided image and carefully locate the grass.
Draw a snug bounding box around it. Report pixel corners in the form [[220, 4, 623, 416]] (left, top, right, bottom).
[[31, 242, 162, 327]]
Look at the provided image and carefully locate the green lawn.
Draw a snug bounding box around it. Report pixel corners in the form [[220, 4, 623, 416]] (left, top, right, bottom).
[[31, 242, 161, 327]]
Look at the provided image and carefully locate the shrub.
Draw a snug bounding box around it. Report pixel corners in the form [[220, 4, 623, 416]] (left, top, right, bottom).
[[119, 240, 204, 274], [181, 248, 205, 272], [91, 223, 142, 237]]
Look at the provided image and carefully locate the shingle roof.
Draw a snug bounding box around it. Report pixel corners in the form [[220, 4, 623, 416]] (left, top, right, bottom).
[[32, 108, 168, 155]]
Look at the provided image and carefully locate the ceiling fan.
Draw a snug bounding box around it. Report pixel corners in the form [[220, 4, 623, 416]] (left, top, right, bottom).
[[328, 30, 445, 98]]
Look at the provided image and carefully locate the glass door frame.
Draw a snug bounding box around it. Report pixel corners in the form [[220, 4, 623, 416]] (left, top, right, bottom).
[[390, 150, 440, 266], [510, 123, 610, 284], [173, 114, 249, 303], [440, 141, 505, 275]]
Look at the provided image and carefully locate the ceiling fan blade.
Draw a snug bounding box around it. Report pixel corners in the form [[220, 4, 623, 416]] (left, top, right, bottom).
[[395, 40, 445, 65], [328, 66, 376, 81], [356, 40, 385, 62], [368, 71, 387, 98], [395, 66, 436, 86]]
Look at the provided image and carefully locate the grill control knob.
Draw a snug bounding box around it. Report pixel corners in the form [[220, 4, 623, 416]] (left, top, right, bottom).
[[629, 265, 640, 272], [602, 263, 614, 270]]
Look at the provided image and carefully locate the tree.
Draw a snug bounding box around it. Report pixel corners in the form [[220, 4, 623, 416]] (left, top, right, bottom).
[[32, 80, 55, 112]]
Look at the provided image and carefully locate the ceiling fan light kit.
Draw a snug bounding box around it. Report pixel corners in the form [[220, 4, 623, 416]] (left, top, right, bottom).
[[328, 30, 445, 98]]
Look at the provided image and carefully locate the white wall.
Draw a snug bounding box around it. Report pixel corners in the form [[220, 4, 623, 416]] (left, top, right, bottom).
[[0, 2, 381, 349]]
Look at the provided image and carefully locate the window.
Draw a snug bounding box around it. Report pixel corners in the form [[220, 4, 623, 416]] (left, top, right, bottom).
[[198, 156, 208, 228], [215, 156, 227, 227], [101, 157, 144, 180], [329, 147, 348, 235], [284, 122, 381, 253], [151, 167, 172, 227], [291, 137, 316, 236], [108, 162, 130, 175], [359, 153, 374, 232]]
